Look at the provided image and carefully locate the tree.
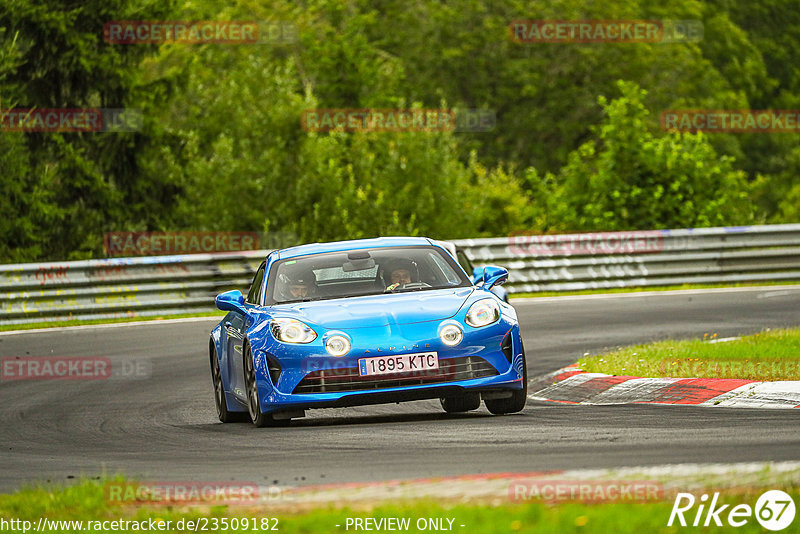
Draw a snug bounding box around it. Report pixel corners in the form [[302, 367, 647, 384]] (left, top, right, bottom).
[[0, 0, 178, 261], [550, 81, 753, 231], [139, 36, 533, 242]]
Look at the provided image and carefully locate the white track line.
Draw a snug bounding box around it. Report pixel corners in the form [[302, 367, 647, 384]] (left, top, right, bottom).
[[511, 284, 800, 304], [0, 316, 222, 336], [703, 381, 800, 408], [585, 377, 683, 405]]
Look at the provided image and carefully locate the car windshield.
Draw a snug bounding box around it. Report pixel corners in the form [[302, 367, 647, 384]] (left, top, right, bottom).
[[265, 245, 471, 305]]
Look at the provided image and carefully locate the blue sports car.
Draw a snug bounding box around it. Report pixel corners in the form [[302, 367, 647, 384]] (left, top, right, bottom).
[[209, 237, 527, 427]]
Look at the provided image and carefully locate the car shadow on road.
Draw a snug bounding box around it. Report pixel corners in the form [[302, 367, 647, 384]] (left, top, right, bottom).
[[292, 410, 499, 428], [190, 409, 511, 431]]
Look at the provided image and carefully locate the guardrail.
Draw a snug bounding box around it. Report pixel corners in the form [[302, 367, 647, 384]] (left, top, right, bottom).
[[1, 224, 799, 325], [0, 252, 266, 325], [454, 224, 800, 293]]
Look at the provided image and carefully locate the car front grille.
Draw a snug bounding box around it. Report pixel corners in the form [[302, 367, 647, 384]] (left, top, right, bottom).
[[292, 356, 498, 394]]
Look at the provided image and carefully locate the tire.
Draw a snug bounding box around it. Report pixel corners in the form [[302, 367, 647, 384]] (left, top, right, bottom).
[[244, 344, 290, 428], [485, 347, 528, 415], [440, 393, 481, 413], [211, 345, 249, 423]]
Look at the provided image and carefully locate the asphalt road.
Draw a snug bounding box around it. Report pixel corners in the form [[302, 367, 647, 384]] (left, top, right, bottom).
[[1, 286, 799, 491]]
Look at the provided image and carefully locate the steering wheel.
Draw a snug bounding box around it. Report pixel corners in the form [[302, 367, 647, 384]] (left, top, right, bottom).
[[398, 282, 431, 289]]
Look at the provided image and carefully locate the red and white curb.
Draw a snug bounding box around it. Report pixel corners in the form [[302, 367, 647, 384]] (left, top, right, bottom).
[[528, 366, 800, 409]]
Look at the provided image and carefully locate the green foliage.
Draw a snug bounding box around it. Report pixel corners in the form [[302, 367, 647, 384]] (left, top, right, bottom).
[[1, 0, 798, 263], [0, 0, 183, 260], [140, 38, 529, 242], [699, 0, 800, 221], [2, 476, 796, 533], [578, 327, 800, 381], [0, 25, 57, 261], [550, 81, 752, 231], [0, 133, 60, 262], [752, 145, 800, 223]]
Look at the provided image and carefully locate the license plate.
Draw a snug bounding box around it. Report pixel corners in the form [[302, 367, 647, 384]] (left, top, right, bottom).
[[358, 352, 439, 377]]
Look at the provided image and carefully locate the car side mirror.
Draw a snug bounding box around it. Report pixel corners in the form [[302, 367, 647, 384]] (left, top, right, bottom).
[[216, 290, 246, 314], [482, 266, 508, 290]]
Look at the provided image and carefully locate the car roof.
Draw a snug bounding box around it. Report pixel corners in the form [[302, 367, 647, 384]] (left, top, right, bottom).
[[276, 236, 437, 260]]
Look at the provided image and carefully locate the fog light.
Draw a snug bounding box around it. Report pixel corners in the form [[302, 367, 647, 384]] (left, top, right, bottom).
[[440, 324, 463, 346], [325, 335, 350, 356]]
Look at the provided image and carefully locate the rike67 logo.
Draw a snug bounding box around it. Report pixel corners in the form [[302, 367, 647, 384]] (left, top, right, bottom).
[[669, 490, 796, 531]]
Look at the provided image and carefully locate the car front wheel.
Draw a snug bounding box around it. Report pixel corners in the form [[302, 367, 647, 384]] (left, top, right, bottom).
[[211, 345, 248, 423], [440, 393, 481, 413]]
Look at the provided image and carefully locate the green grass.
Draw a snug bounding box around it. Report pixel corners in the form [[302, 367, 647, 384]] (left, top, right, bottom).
[[1, 479, 795, 533], [577, 328, 800, 380], [510, 280, 800, 299], [0, 312, 226, 332]]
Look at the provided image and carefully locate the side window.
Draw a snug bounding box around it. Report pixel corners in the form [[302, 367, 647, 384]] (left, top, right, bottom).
[[428, 253, 459, 285], [456, 251, 473, 274], [246, 262, 266, 304], [256, 267, 267, 304]]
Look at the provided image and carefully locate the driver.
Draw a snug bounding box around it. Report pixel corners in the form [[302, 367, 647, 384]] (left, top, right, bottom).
[[288, 277, 310, 299], [389, 266, 412, 286], [383, 259, 419, 291], [279, 270, 316, 300]]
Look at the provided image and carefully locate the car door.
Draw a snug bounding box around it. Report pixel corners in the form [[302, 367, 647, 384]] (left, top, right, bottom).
[[226, 261, 265, 399]]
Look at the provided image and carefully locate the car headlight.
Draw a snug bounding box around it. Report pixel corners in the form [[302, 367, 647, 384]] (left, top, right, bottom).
[[465, 299, 500, 327], [439, 323, 463, 346], [325, 335, 351, 356], [270, 318, 317, 343]]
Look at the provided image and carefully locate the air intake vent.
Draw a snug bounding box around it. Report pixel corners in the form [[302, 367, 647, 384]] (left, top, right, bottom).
[[501, 333, 513, 363], [265, 353, 282, 385]]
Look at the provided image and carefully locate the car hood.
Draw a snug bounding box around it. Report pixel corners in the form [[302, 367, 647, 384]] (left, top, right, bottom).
[[272, 288, 474, 329]]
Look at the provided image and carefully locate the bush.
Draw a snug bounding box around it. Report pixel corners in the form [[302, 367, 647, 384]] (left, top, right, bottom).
[[550, 81, 753, 231]]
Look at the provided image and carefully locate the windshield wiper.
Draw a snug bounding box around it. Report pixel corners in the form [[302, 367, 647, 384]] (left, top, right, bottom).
[[384, 286, 442, 294], [394, 287, 433, 293], [280, 297, 324, 304]]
